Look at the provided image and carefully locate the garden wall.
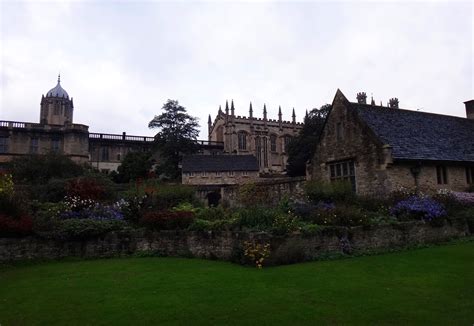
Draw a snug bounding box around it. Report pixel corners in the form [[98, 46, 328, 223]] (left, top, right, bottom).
[[0, 219, 470, 264]]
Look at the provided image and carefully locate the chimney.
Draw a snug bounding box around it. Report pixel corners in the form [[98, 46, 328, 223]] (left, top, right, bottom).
[[465, 100, 474, 120], [356, 92, 367, 104], [388, 98, 399, 109]]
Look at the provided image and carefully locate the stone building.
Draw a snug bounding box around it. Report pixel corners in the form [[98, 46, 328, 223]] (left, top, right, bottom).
[[308, 90, 474, 196], [0, 76, 89, 164], [0, 76, 223, 172], [208, 100, 303, 173]]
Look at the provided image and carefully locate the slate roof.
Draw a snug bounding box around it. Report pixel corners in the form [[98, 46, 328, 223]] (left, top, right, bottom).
[[351, 103, 474, 163], [182, 155, 259, 172]]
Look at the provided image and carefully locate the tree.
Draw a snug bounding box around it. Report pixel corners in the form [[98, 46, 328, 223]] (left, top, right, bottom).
[[148, 100, 200, 179], [114, 152, 153, 183], [286, 104, 331, 176]]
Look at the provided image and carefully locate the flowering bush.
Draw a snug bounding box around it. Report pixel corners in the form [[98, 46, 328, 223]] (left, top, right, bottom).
[[58, 196, 124, 220], [0, 173, 14, 197], [391, 196, 446, 221], [65, 177, 107, 200], [451, 192, 474, 206], [140, 210, 195, 230], [0, 213, 33, 237], [243, 241, 271, 268]]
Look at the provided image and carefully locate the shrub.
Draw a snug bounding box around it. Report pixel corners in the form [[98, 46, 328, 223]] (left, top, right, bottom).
[[0, 173, 14, 197], [391, 196, 446, 221], [188, 218, 238, 232], [305, 180, 353, 203], [146, 184, 197, 210], [46, 219, 126, 240], [271, 211, 300, 236], [140, 210, 195, 230], [234, 207, 278, 230], [196, 206, 228, 221], [65, 177, 107, 201], [451, 192, 474, 206], [0, 213, 33, 237], [243, 241, 271, 268]]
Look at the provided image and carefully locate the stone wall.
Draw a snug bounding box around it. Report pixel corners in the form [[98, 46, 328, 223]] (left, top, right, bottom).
[[0, 219, 469, 264]]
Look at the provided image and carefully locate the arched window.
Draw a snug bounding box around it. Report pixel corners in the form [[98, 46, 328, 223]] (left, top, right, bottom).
[[283, 135, 292, 153], [238, 131, 247, 150], [270, 135, 277, 152]]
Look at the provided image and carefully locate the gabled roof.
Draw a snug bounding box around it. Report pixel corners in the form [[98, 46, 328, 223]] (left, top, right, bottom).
[[350, 102, 474, 163], [182, 155, 259, 172]]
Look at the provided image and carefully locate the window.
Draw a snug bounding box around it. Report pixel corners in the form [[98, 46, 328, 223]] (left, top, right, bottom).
[[54, 103, 60, 115], [328, 160, 356, 191], [101, 147, 109, 161], [466, 167, 474, 184], [238, 132, 247, 150], [51, 139, 61, 153], [117, 153, 121, 161], [0, 137, 8, 153], [227, 171, 234, 176], [336, 122, 343, 141], [242, 171, 248, 176], [215, 171, 222, 177], [270, 135, 277, 152], [189, 172, 195, 177], [283, 136, 292, 153], [201, 171, 207, 177], [436, 166, 448, 184], [30, 138, 39, 154], [255, 137, 261, 167]]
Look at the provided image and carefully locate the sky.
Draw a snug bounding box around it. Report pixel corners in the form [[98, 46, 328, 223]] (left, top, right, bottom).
[[1, 0, 472, 140]]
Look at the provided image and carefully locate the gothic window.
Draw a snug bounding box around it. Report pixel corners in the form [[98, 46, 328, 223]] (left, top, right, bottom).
[[238, 132, 247, 150], [263, 137, 268, 168], [436, 166, 448, 184], [329, 160, 356, 191], [54, 103, 60, 115], [255, 136, 262, 168], [270, 135, 277, 152], [117, 153, 121, 161], [0, 137, 8, 153], [283, 136, 292, 153], [30, 137, 39, 154]]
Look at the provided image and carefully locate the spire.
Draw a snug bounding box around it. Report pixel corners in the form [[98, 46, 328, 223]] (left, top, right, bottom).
[[371, 95, 375, 106], [57, 73, 61, 84], [249, 102, 253, 118], [305, 109, 309, 118], [278, 106, 282, 121], [218, 105, 222, 114], [225, 100, 229, 115], [208, 114, 212, 125], [231, 99, 235, 116], [292, 108, 296, 123], [263, 104, 267, 120]]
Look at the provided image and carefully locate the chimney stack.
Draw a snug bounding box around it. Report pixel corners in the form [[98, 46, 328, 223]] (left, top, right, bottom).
[[465, 100, 474, 120], [356, 92, 367, 104], [388, 98, 399, 109]]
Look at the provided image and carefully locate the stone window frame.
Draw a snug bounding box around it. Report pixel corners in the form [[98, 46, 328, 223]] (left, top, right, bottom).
[[201, 171, 207, 177], [282, 135, 292, 153], [328, 159, 356, 192], [0, 136, 8, 153], [238, 131, 248, 151], [227, 171, 234, 177], [215, 171, 222, 177], [101, 147, 109, 161], [436, 166, 448, 185], [242, 171, 249, 177], [270, 134, 277, 152], [466, 167, 474, 184]]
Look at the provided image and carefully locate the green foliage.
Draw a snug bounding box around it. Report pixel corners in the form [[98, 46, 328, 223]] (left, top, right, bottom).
[[0, 173, 14, 197], [148, 99, 200, 180], [271, 211, 300, 236], [188, 218, 237, 232], [196, 206, 228, 221], [287, 104, 331, 176], [115, 152, 153, 183], [140, 210, 195, 230], [47, 219, 126, 240], [305, 180, 353, 203], [9, 153, 84, 184], [238, 183, 271, 207], [234, 207, 278, 230], [147, 184, 197, 210]]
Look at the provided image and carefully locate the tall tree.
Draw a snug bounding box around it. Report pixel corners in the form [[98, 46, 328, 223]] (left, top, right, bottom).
[[149, 100, 200, 179], [286, 104, 331, 176]]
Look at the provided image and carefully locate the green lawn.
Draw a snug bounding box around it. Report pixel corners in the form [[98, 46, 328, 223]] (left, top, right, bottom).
[[1, 242, 473, 325]]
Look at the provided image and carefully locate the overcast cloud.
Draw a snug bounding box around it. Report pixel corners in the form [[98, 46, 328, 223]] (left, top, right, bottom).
[[1, 0, 472, 139]]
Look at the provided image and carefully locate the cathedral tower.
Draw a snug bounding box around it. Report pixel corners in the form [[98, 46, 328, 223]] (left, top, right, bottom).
[[40, 75, 74, 125]]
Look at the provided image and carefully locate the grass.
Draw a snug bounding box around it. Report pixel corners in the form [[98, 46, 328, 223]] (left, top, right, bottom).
[[1, 242, 473, 325]]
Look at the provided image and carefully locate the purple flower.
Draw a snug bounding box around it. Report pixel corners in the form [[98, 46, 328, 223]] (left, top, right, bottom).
[[391, 196, 446, 221]]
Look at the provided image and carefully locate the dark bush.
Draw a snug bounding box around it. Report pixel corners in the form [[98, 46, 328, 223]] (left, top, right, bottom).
[[66, 177, 107, 200], [234, 207, 277, 230], [147, 184, 197, 210], [140, 210, 195, 230], [44, 219, 126, 240], [0, 213, 33, 237], [196, 206, 228, 221], [305, 180, 353, 203]]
